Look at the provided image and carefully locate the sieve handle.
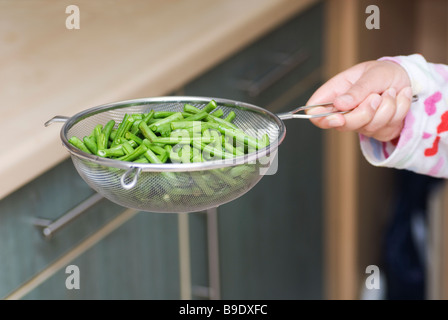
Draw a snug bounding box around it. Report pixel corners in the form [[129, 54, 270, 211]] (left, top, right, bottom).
[[277, 95, 419, 120], [45, 115, 69, 127], [121, 166, 142, 190], [277, 102, 347, 120]]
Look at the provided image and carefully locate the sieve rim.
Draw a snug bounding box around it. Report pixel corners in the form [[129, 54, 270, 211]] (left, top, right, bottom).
[[60, 96, 287, 172]]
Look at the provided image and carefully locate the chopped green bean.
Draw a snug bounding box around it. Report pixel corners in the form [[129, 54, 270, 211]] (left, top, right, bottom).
[[103, 120, 115, 141], [67, 99, 271, 165], [183, 103, 201, 114], [143, 110, 155, 123], [83, 136, 98, 154], [184, 110, 209, 122], [119, 144, 148, 162], [97, 145, 125, 158], [139, 121, 158, 142], [210, 108, 224, 118], [125, 131, 143, 145], [150, 112, 184, 131], [203, 100, 217, 113], [121, 140, 135, 155], [69, 136, 92, 154], [93, 124, 103, 143], [143, 148, 163, 164], [224, 111, 236, 123], [111, 113, 130, 147]]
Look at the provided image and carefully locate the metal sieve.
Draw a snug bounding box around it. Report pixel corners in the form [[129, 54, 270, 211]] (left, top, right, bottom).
[[46, 96, 343, 213]]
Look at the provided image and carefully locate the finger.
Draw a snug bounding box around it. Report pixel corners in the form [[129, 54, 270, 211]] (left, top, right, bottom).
[[389, 86, 412, 126], [306, 62, 371, 107], [333, 70, 388, 111], [308, 106, 346, 129], [360, 88, 397, 135], [333, 60, 409, 111], [369, 87, 413, 141], [336, 93, 382, 132]]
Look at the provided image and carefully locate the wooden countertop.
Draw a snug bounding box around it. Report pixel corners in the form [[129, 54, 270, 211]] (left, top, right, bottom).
[[0, 0, 318, 200]]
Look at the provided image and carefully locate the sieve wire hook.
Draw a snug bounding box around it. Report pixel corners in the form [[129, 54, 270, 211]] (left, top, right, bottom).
[[120, 166, 142, 190]]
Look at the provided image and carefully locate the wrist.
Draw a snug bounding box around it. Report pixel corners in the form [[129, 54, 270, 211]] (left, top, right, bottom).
[[378, 59, 412, 90]]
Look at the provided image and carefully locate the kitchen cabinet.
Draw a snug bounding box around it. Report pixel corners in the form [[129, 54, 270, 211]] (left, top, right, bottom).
[[0, 0, 323, 299], [185, 2, 324, 299], [0, 159, 180, 299]]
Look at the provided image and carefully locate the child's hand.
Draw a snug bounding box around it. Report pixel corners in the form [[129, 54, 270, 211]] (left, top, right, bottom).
[[307, 60, 413, 142]]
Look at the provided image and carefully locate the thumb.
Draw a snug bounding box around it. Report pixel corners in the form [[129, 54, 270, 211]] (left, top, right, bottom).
[[333, 61, 403, 111], [333, 76, 381, 111]]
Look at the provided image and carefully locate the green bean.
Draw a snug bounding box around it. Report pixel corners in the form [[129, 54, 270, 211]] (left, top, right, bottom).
[[119, 144, 148, 162], [83, 136, 98, 155], [169, 153, 182, 163], [98, 120, 115, 150], [203, 122, 264, 150], [97, 133, 107, 151], [154, 136, 215, 145], [190, 173, 214, 196], [97, 145, 125, 158], [69, 137, 92, 154], [130, 119, 142, 134], [142, 140, 166, 156], [229, 165, 249, 178], [156, 122, 172, 136], [158, 151, 169, 163], [191, 146, 204, 163], [203, 100, 217, 113], [181, 145, 194, 163], [170, 121, 206, 133], [103, 120, 115, 140], [262, 134, 270, 148], [210, 168, 238, 186], [125, 131, 143, 145], [184, 110, 209, 121], [111, 113, 130, 147], [133, 157, 149, 163], [210, 108, 224, 118], [109, 129, 117, 142], [206, 113, 239, 130], [153, 111, 176, 118], [224, 111, 236, 123], [192, 141, 234, 160], [139, 121, 158, 142], [183, 103, 201, 114], [143, 148, 163, 164], [223, 136, 244, 156], [93, 124, 103, 143], [171, 187, 202, 196], [150, 112, 184, 131], [121, 140, 135, 155], [67, 99, 271, 166], [142, 110, 155, 123]]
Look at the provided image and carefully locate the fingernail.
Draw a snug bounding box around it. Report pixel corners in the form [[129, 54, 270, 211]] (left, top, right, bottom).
[[387, 88, 396, 98], [327, 115, 343, 127], [403, 86, 413, 99], [370, 94, 381, 109], [337, 94, 353, 105]]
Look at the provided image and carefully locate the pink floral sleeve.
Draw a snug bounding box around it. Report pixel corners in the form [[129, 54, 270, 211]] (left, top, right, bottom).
[[359, 54, 448, 178]]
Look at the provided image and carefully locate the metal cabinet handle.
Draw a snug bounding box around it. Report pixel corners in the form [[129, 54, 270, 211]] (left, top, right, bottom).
[[238, 49, 309, 97], [191, 207, 221, 300], [33, 192, 104, 239]]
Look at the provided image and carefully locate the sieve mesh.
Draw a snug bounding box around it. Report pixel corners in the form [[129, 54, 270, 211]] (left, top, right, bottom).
[[60, 96, 286, 213]]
